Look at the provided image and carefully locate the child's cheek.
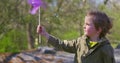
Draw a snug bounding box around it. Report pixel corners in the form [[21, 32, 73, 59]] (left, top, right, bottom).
[[86, 27, 93, 34]]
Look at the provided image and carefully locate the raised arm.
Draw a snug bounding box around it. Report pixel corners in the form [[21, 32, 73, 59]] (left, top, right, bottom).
[[37, 25, 78, 53]]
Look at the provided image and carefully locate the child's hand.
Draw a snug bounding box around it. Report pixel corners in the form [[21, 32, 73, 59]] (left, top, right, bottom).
[[37, 25, 49, 39]]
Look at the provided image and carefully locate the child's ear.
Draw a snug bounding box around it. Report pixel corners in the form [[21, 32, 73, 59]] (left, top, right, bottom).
[[97, 27, 102, 34]]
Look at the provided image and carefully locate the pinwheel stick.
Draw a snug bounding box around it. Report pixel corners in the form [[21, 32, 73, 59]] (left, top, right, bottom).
[[38, 8, 41, 43]]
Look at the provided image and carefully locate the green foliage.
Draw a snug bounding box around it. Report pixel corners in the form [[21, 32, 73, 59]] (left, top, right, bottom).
[[0, 30, 27, 53], [62, 30, 80, 40]]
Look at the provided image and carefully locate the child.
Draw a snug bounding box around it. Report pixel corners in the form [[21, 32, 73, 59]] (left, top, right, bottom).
[[37, 10, 115, 63]]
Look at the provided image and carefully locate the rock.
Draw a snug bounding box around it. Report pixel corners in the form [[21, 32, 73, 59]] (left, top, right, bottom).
[[37, 46, 56, 55], [0, 52, 19, 63], [8, 57, 24, 63], [114, 49, 120, 63], [0, 47, 120, 63], [116, 44, 120, 49]]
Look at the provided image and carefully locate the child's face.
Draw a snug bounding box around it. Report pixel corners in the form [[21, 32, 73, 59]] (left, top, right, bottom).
[[83, 16, 101, 38]]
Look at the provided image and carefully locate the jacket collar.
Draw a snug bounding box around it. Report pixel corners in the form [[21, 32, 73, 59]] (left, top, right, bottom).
[[84, 36, 110, 57]]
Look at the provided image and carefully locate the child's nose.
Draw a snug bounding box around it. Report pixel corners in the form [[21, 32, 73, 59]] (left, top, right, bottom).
[[83, 24, 86, 28]]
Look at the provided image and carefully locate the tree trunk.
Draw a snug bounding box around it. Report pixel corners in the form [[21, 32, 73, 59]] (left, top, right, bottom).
[[27, 23, 34, 49], [104, 0, 108, 5]]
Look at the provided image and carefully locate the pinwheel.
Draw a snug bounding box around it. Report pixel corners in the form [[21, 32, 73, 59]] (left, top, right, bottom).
[[28, 0, 46, 15], [27, 0, 46, 43]]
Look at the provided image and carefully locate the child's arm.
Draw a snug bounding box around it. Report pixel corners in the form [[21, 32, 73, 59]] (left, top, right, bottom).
[[37, 25, 77, 53], [47, 35, 77, 53]]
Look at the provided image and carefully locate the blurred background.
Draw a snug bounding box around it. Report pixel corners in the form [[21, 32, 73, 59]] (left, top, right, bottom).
[[0, 0, 120, 53]]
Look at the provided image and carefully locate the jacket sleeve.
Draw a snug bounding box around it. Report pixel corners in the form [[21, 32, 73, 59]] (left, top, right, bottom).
[[48, 35, 79, 53], [101, 45, 116, 63]]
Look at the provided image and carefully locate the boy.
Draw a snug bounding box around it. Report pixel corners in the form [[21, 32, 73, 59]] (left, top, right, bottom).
[[37, 10, 115, 63]]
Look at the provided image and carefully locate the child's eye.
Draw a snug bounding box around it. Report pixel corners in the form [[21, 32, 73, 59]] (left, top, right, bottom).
[[86, 23, 90, 25]]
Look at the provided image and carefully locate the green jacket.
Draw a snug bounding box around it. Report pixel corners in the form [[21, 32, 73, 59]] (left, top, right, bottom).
[[48, 35, 115, 63]]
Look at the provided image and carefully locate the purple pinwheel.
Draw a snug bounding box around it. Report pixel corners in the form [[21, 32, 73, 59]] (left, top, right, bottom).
[[28, 0, 46, 15]]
